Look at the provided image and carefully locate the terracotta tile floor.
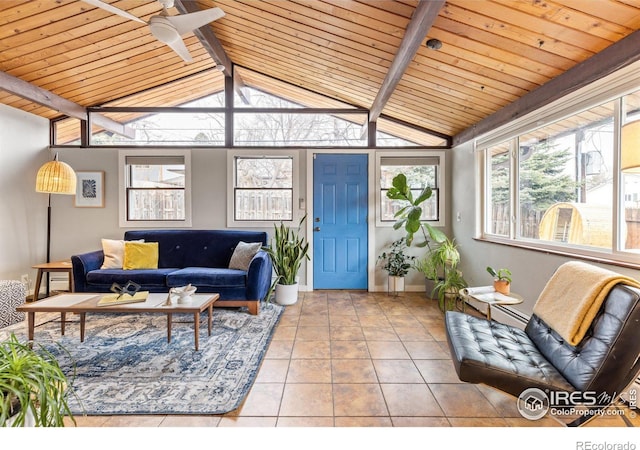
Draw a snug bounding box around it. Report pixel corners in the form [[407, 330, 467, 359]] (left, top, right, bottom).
[[65, 291, 638, 428]]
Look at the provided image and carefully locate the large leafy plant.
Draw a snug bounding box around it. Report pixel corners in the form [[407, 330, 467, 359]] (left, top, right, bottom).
[[386, 173, 446, 247], [0, 334, 76, 427], [262, 215, 310, 286]]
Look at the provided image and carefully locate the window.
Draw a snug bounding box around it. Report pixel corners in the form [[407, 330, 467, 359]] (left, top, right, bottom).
[[119, 150, 192, 228], [227, 150, 299, 227], [479, 72, 640, 264], [376, 151, 445, 227]]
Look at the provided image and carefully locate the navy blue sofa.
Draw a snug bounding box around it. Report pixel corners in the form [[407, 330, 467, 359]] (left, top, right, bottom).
[[71, 230, 272, 315]]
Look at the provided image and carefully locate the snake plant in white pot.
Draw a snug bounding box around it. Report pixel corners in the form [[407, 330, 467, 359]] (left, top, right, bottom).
[[262, 215, 310, 305]]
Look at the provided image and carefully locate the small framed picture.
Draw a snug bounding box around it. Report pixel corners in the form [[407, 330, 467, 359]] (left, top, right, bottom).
[[75, 171, 104, 208]]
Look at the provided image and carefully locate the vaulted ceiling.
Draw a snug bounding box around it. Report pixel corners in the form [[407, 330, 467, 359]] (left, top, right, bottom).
[[1, 0, 639, 146]]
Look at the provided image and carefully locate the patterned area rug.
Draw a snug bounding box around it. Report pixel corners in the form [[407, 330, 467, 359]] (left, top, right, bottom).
[[0, 304, 283, 415]]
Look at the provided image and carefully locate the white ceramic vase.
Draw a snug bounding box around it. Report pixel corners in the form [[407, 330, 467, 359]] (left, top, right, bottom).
[[275, 283, 299, 305]]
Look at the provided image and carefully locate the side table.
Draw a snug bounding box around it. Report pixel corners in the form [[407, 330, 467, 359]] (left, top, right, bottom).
[[31, 260, 74, 301], [460, 288, 523, 321]]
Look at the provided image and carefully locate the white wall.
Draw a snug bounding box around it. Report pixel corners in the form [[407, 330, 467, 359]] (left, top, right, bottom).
[[0, 104, 50, 282], [450, 140, 640, 321]]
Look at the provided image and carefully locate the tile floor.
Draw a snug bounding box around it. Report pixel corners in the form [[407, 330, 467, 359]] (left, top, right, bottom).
[[65, 290, 638, 428]]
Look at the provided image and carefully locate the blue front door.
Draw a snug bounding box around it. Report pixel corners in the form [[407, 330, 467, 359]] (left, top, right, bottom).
[[313, 154, 368, 289]]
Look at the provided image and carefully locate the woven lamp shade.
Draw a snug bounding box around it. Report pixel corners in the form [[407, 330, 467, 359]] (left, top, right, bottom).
[[622, 120, 640, 173], [35, 159, 77, 194]]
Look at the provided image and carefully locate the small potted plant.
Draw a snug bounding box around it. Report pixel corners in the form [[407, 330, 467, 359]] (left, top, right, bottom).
[[377, 238, 415, 295], [0, 334, 76, 427], [487, 266, 512, 295]]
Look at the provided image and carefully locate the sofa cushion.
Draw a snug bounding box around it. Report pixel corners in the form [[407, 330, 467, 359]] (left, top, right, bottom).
[[167, 267, 246, 288], [228, 241, 262, 271], [123, 242, 159, 270], [87, 268, 176, 289]]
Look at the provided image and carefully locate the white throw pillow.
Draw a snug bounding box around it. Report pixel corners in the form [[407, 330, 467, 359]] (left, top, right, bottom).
[[101, 239, 144, 269], [228, 241, 262, 271]]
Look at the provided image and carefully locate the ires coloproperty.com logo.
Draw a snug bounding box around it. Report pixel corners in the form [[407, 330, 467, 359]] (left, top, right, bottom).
[[516, 387, 637, 421]]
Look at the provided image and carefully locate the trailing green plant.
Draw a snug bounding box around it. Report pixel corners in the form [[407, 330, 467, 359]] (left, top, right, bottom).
[[377, 238, 415, 277], [413, 253, 438, 281], [386, 173, 446, 248], [431, 238, 467, 311], [486, 266, 512, 283], [433, 268, 468, 312], [0, 334, 76, 427], [262, 215, 310, 297]]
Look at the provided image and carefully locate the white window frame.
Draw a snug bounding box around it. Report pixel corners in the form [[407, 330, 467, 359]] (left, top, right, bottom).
[[118, 149, 192, 228], [375, 150, 446, 228], [227, 149, 300, 228], [476, 60, 640, 266]]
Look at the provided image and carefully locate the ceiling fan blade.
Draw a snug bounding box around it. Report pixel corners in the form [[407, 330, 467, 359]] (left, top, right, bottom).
[[82, 0, 146, 24], [166, 7, 225, 36], [165, 37, 193, 63]]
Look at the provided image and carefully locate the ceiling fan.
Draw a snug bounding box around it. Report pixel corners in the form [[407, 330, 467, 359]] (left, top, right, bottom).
[[83, 0, 225, 63]]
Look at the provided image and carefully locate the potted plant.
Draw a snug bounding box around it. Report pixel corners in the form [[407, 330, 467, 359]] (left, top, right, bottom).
[[413, 252, 440, 298], [377, 238, 415, 295], [433, 268, 468, 312], [262, 215, 310, 305], [487, 266, 512, 295], [0, 334, 76, 427], [431, 238, 467, 311]]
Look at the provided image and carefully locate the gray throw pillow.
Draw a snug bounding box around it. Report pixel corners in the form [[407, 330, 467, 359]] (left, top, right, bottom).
[[228, 241, 262, 271]]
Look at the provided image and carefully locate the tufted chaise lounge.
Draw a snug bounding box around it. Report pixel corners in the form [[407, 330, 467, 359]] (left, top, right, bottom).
[[445, 283, 640, 426], [71, 230, 272, 315]]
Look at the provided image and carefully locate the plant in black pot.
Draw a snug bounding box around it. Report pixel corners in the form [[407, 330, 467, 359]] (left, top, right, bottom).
[[0, 334, 76, 427], [377, 238, 415, 296]]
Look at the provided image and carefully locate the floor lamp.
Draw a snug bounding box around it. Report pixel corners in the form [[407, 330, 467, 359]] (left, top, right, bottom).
[[35, 153, 76, 298]]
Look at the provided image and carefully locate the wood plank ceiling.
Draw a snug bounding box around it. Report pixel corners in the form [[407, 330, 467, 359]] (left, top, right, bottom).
[[1, 0, 639, 145]]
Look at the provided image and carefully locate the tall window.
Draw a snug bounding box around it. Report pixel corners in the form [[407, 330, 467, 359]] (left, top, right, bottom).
[[479, 84, 640, 263], [227, 150, 298, 227], [377, 152, 444, 227], [119, 150, 191, 228]]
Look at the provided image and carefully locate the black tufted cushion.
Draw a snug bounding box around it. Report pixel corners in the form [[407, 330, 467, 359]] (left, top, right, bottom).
[[527, 284, 640, 396], [445, 311, 574, 397], [445, 283, 640, 403]]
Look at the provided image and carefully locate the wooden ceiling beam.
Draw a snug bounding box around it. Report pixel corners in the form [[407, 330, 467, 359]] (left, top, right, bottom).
[[173, 0, 249, 104], [174, 0, 232, 76], [453, 28, 640, 147], [368, 0, 445, 123], [0, 70, 135, 139]]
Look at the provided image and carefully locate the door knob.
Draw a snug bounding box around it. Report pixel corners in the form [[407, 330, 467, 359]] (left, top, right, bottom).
[[314, 227, 321, 232]]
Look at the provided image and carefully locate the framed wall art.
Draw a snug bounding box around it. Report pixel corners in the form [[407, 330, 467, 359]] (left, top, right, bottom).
[[75, 171, 105, 208]]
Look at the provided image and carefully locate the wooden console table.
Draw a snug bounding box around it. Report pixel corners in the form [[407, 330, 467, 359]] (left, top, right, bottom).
[[31, 260, 73, 301]]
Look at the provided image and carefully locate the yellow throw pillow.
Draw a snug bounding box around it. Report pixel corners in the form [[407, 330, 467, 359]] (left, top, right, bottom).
[[123, 242, 159, 270]]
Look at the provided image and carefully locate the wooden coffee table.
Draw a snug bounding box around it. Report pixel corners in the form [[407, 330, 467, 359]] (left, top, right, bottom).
[[16, 292, 220, 351]]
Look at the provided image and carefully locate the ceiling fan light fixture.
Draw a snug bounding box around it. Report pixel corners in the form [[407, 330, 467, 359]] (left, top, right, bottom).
[[214, 64, 226, 72], [149, 16, 180, 43], [426, 38, 442, 50]]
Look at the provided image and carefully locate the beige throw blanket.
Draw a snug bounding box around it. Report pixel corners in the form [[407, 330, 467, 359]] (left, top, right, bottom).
[[532, 261, 640, 346]]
